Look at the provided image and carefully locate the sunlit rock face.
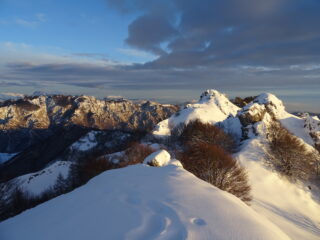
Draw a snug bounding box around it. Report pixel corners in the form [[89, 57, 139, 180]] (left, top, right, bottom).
[[0, 95, 178, 131], [0, 95, 178, 152]]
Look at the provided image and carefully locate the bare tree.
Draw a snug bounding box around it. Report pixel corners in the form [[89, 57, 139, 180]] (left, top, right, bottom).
[[118, 142, 155, 167], [179, 120, 236, 153], [53, 173, 68, 195], [266, 121, 317, 181], [180, 142, 251, 203]]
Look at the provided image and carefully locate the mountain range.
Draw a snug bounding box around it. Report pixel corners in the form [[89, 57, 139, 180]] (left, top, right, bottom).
[[0, 90, 319, 240]]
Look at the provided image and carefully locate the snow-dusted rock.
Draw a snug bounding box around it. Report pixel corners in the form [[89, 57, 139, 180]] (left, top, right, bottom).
[[301, 113, 320, 149], [143, 149, 171, 167], [69, 131, 99, 152], [253, 93, 286, 118], [234, 93, 318, 147]]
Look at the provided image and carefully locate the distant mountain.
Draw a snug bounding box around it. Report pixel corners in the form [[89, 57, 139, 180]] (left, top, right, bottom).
[[0, 94, 178, 132], [0, 95, 178, 181]]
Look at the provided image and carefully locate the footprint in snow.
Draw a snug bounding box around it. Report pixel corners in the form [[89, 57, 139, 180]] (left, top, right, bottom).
[[190, 218, 206, 226]]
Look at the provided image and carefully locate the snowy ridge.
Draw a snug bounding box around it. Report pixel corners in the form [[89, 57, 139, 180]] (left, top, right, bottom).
[[152, 89, 320, 239], [0, 164, 290, 240], [153, 89, 239, 137]]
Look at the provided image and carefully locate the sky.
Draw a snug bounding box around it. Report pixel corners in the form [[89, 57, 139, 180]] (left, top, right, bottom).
[[0, 0, 319, 112]]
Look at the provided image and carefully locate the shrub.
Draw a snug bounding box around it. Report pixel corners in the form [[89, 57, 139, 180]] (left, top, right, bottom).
[[266, 121, 316, 181], [118, 142, 155, 167], [68, 156, 115, 188], [180, 142, 251, 203], [179, 120, 236, 153]]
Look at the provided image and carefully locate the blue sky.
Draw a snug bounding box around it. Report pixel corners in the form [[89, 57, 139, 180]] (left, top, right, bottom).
[[0, 0, 154, 63], [0, 0, 320, 112]]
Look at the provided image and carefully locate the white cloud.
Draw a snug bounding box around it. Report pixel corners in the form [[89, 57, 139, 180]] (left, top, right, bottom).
[[0, 92, 25, 97], [118, 48, 155, 59], [106, 95, 124, 99], [238, 65, 280, 72], [0, 42, 129, 70], [290, 64, 320, 71]]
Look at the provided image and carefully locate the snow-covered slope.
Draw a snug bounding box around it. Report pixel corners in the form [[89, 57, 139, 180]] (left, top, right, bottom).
[[153, 89, 239, 137], [236, 139, 320, 240], [9, 161, 71, 196], [0, 164, 290, 240]]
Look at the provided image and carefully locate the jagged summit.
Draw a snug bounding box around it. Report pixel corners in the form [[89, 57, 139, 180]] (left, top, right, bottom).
[[153, 89, 239, 137], [248, 93, 286, 118], [199, 89, 226, 102]]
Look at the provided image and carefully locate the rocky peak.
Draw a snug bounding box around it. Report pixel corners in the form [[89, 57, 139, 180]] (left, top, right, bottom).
[[301, 113, 320, 151], [252, 93, 286, 117], [237, 93, 286, 127], [198, 89, 239, 116]]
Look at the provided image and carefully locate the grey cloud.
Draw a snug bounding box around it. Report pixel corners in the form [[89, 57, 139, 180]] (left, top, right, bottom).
[[126, 14, 177, 55], [107, 0, 320, 70], [3, 61, 320, 89]]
